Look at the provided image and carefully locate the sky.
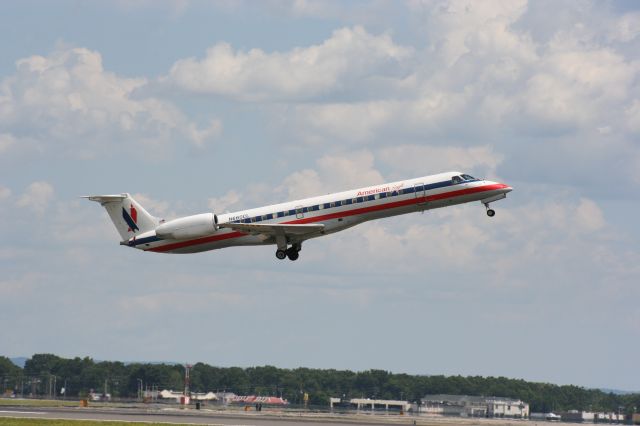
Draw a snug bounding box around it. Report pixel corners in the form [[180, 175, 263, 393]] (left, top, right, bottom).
[[1, 0, 639, 392]]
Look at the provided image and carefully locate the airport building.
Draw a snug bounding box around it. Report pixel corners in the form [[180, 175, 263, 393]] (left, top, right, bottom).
[[420, 394, 529, 418], [329, 397, 411, 412], [486, 396, 530, 418], [560, 410, 626, 423]]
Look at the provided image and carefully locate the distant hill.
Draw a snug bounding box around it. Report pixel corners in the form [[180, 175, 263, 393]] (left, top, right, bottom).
[[11, 356, 179, 368], [10, 357, 27, 368], [599, 388, 639, 395]]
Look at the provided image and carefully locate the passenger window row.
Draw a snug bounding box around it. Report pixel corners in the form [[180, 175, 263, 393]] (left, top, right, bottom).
[[231, 178, 462, 224]]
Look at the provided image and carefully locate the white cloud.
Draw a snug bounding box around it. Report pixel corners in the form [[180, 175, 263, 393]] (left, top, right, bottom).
[[259, 0, 640, 200], [313, 192, 616, 294], [277, 169, 324, 202], [166, 26, 412, 101], [0, 47, 222, 159], [626, 99, 640, 134], [277, 150, 384, 200], [50, 199, 119, 243], [500, 197, 601, 237], [208, 190, 242, 213], [378, 145, 504, 179], [284, 101, 398, 145], [0, 272, 44, 301], [113, 0, 189, 16], [131, 193, 172, 219], [16, 181, 54, 215], [519, 46, 639, 130], [608, 11, 640, 43], [575, 198, 605, 232], [186, 118, 223, 148], [283, 23, 636, 145], [0, 133, 16, 153], [0, 185, 11, 200], [203, 151, 384, 212], [326, 218, 492, 272], [292, 0, 343, 17], [412, 0, 533, 66]]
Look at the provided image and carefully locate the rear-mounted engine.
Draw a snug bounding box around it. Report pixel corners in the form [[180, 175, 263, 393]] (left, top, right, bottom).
[[155, 212, 218, 240]]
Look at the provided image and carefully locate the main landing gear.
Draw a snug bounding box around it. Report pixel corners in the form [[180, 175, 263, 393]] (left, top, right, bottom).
[[275, 243, 301, 261]]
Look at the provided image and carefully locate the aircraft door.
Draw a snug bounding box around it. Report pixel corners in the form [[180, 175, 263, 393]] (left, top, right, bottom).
[[414, 183, 426, 204], [295, 205, 304, 219]]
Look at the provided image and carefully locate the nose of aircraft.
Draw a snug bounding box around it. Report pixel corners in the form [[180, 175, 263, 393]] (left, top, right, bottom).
[[492, 182, 513, 194]]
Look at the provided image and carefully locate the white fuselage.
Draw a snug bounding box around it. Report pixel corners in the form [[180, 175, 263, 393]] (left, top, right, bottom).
[[131, 171, 511, 254]]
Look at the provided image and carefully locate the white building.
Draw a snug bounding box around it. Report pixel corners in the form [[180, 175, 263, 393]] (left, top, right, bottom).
[[420, 395, 487, 416], [486, 396, 529, 418], [559, 410, 627, 423], [330, 397, 411, 412], [421, 394, 529, 418]]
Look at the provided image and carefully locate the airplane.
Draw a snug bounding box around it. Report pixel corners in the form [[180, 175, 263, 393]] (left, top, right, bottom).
[[84, 171, 512, 261]]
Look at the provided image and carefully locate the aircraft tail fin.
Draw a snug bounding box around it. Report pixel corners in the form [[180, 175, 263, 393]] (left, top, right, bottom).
[[83, 193, 159, 240]]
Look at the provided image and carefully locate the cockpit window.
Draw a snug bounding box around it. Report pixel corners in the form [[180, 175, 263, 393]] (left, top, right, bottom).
[[452, 176, 463, 184], [461, 174, 476, 181]]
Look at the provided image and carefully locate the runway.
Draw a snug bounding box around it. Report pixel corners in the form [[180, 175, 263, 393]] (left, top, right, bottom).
[[0, 405, 535, 426], [0, 405, 425, 426]]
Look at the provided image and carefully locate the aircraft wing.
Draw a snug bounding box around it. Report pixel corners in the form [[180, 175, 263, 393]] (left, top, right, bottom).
[[219, 222, 324, 238]]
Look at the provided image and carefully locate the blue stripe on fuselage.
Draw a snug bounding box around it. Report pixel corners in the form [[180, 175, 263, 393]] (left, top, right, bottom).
[[128, 235, 160, 247]]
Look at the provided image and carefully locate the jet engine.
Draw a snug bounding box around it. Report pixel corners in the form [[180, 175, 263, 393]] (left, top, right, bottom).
[[155, 212, 218, 240]]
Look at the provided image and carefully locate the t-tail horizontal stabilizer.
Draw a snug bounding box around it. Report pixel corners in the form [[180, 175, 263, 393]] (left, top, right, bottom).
[[82, 193, 159, 240]]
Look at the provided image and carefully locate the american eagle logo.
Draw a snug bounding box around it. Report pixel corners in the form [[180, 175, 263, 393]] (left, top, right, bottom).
[[122, 204, 139, 232]]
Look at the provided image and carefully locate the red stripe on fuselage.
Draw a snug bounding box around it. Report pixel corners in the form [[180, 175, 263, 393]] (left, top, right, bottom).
[[147, 183, 507, 253], [148, 230, 245, 252]]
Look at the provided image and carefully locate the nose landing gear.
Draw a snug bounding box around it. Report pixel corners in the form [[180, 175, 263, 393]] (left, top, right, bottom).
[[481, 193, 507, 218], [483, 202, 496, 217]]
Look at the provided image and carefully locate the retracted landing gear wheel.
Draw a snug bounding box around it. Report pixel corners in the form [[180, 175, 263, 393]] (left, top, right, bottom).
[[275, 249, 287, 260], [486, 209, 496, 217]]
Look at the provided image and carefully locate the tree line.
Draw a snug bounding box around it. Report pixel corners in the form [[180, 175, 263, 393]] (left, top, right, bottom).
[[1, 354, 638, 414]]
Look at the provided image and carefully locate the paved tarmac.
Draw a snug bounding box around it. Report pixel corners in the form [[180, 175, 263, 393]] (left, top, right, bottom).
[[0, 405, 425, 426], [0, 405, 551, 426]]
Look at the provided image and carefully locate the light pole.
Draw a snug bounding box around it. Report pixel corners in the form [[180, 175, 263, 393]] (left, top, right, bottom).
[[137, 379, 143, 401]]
